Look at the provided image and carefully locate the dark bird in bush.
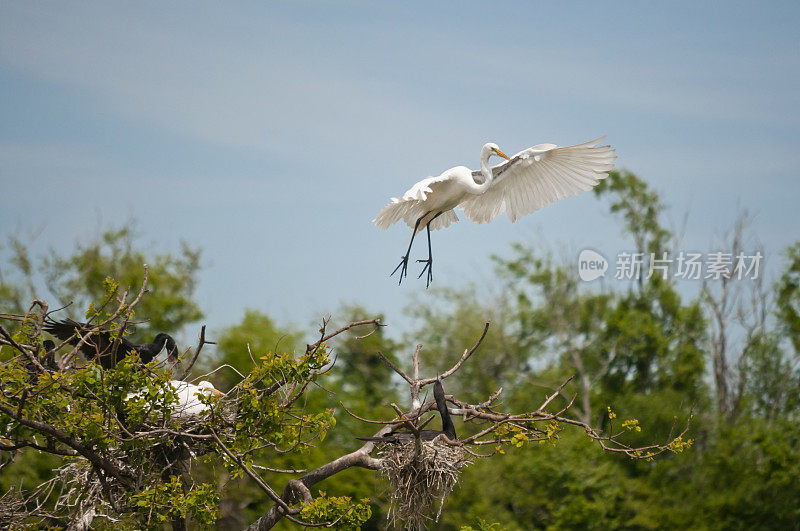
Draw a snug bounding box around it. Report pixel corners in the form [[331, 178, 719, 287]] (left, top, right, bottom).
[[357, 377, 456, 443], [43, 318, 178, 369], [24, 339, 60, 383], [41, 340, 59, 372]]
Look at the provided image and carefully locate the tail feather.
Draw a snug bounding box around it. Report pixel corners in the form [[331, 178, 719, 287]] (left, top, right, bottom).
[[373, 198, 409, 230]]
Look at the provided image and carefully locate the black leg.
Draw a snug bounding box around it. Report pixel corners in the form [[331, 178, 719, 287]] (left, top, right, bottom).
[[391, 216, 424, 284], [417, 212, 442, 288]]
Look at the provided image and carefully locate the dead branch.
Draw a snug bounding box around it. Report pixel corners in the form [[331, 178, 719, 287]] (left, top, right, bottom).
[[178, 325, 216, 380]]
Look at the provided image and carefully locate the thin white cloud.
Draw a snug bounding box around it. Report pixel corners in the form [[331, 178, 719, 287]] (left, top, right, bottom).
[[473, 43, 800, 126], [0, 3, 474, 169], [0, 143, 109, 177]]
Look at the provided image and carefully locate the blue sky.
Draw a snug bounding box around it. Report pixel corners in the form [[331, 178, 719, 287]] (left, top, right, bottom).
[[1, 2, 798, 341]]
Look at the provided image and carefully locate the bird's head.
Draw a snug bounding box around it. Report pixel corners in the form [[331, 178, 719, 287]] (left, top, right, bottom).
[[154, 333, 179, 362], [196, 380, 225, 398], [484, 143, 510, 161]]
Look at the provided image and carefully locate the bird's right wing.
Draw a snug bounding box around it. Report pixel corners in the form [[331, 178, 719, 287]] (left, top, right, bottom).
[[462, 137, 615, 224], [373, 174, 459, 232]]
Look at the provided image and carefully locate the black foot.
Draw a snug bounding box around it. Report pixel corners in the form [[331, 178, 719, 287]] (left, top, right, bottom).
[[391, 254, 410, 284], [417, 258, 433, 288]]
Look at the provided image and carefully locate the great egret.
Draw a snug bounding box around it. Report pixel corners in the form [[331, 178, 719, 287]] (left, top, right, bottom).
[[126, 380, 224, 420], [171, 380, 224, 418], [356, 377, 456, 443], [374, 137, 616, 286], [43, 318, 179, 369]]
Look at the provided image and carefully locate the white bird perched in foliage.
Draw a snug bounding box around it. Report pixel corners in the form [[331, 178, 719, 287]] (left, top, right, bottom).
[[170, 380, 224, 419], [374, 137, 616, 287], [127, 380, 224, 420]]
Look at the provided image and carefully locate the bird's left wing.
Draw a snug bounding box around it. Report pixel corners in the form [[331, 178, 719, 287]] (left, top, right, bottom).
[[374, 173, 460, 231], [462, 137, 616, 224], [43, 318, 136, 361], [43, 319, 113, 357]]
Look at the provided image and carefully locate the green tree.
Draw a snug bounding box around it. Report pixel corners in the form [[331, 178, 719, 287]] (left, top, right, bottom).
[[0, 224, 206, 528], [406, 285, 525, 402], [0, 224, 202, 339], [428, 170, 708, 528], [213, 309, 303, 392], [0, 235, 37, 314], [593, 169, 670, 257], [0, 286, 376, 530], [776, 242, 800, 354], [42, 225, 202, 336]]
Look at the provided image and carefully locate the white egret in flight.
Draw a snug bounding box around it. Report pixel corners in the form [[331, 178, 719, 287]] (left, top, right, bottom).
[[374, 137, 616, 287]]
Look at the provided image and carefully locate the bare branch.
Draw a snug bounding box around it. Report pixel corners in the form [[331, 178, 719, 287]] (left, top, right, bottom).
[[177, 325, 216, 380], [375, 351, 412, 384], [420, 321, 491, 386], [313, 319, 384, 347]]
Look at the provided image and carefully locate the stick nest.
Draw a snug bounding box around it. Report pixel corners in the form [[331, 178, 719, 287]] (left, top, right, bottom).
[[378, 439, 472, 529]]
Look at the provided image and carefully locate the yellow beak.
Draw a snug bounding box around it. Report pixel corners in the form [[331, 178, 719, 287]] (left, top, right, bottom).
[[496, 149, 510, 160], [212, 389, 225, 398]]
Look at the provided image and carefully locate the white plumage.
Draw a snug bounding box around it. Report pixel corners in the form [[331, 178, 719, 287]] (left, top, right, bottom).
[[126, 380, 224, 420], [170, 380, 224, 419], [374, 137, 616, 286]]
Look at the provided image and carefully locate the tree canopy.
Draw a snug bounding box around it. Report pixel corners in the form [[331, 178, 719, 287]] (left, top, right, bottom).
[[1, 171, 799, 530]]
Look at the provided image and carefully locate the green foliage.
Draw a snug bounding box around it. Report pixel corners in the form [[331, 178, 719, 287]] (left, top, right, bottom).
[[600, 284, 707, 400], [460, 520, 502, 531], [1, 353, 168, 451], [42, 225, 202, 336], [430, 171, 799, 528], [621, 418, 641, 432], [327, 304, 400, 404], [594, 169, 671, 256], [667, 435, 693, 453], [0, 223, 202, 345], [447, 431, 647, 530], [3, 174, 800, 529], [132, 477, 220, 528], [739, 331, 799, 419], [0, 235, 35, 314], [225, 341, 336, 453], [406, 285, 525, 401], [298, 491, 372, 529], [0, 311, 343, 528], [213, 309, 303, 391], [776, 242, 800, 353]]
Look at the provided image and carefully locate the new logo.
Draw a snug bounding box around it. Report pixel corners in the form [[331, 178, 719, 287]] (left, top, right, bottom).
[[578, 249, 608, 282]]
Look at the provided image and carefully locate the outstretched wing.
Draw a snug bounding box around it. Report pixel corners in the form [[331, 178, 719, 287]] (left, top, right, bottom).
[[461, 137, 616, 224], [373, 173, 459, 232], [43, 318, 135, 364]]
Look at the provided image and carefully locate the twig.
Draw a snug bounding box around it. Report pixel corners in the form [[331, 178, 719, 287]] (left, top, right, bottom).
[[375, 351, 412, 384], [178, 325, 215, 381], [536, 375, 575, 413], [420, 321, 491, 386], [313, 319, 384, 347]]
